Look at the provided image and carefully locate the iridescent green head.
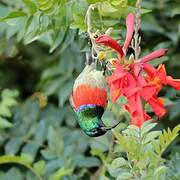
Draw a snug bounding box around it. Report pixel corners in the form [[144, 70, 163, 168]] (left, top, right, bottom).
[[76, 105, 107, 137]]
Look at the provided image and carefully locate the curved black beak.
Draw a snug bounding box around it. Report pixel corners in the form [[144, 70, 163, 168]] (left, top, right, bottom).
[[100, 121, 121, 131]]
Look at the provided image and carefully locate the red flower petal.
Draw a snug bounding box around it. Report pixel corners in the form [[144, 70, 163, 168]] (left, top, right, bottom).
[[139, 49, 168, 63], [143, 63, 157, 77], [123, 87, 141, 98], [156, 64, 167, 83], [96, 34, 124, 58], [133, 63, 142, 76], [166, 76, 180, 90], [140, 85, 157, 101], [107, 72, 126, 84], [129, 93, 145, 127], [123, 13, 135, 53], [147, 97, 166, 117], [144, 112, 151, 120]]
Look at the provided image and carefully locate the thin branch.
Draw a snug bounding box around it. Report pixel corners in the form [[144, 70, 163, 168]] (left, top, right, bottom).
[[85, 4, 102, 66], [131, 0, 142, 60]]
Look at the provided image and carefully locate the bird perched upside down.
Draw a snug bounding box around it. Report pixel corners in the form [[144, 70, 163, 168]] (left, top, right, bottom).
[[70, 63, 108, 137], [70, 63, 120, 137]]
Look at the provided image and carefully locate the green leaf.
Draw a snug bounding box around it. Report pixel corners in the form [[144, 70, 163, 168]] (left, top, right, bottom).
[[74, 156, 100, 168], [143, 131, 162, 144], [49, 167, 73, 180], [141, 121, 157, 135], [154, 166, 167, 178], [49, 30, 66, 53], [0, 117, 12, 129], [33, 160, 45, 175], [5, 137, 23, 155], [20, 153, 34, 165], [172, 124, 180, 134], [99, 2, 119, 16], [0, 11, 27, 21], [90, 148, 106, 162], [111, 157, 129, 168], [58, 80, 73, 107], [0, 168, 24, 180], [47, 127, 64, 154], [0, 155, 42, 180], [117, 172, 133, 179], [123, 125, 140, 137], [23, 0, 37, 14], [109, 0, 127, 8], [108, 164, 130, 178], [157, 124, 180, 155]]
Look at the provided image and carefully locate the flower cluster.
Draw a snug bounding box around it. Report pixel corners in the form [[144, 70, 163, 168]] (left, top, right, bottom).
[[96, 13, 180, 127]]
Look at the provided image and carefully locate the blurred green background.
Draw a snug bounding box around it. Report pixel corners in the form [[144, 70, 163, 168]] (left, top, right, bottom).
[[0, 0, 179, 179]]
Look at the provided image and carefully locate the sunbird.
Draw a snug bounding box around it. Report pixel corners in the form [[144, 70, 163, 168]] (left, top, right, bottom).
[[70, 63, 120, 137]]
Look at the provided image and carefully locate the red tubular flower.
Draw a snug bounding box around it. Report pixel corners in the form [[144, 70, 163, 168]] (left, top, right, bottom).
[[96, 35, 124, 59], [96, 13, 135, 59], [138, 49, 168, 63], [141, 64, 180, 117], [144, 64, 180, 90], [166, 76, 180, 90], [96, 13, 180, 127], [128, 93, 144, 127], [106, 62, 126, 102], [124, 91, 151, 127], [147, 97, 166, 117], [123, 13, 135, 53], [133, 49, 168, 76], [107, 61, 137, 102]]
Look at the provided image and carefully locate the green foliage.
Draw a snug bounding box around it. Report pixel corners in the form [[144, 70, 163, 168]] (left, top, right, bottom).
[[0, 0, 141, 52], [166, 153, 180, 180], [0, 0, 179, 179], [0, 153, 44, 180], [106, 122, 180, 179], [0, 89, 18, 129]]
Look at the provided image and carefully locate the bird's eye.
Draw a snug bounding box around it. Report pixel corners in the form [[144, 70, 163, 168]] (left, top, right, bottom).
[[92, 129, 98, 133]]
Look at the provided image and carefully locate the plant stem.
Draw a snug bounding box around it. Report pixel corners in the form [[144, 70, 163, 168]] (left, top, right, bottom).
[[132, 0, 142, 60], [85, 4, 101, 65]]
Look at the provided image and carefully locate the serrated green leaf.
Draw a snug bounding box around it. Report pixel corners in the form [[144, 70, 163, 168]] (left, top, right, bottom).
[[172, 124, 180, 134], [143, 131, 162, 144]]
